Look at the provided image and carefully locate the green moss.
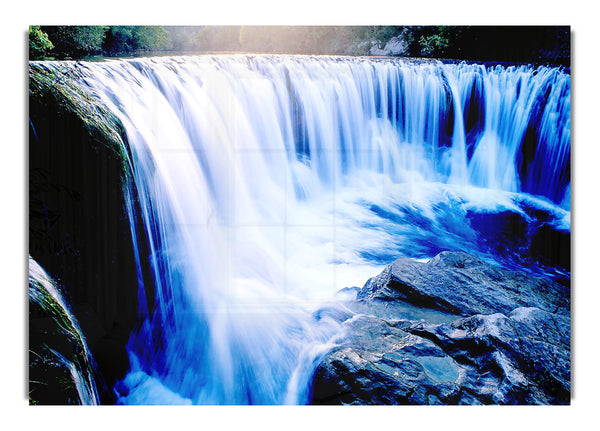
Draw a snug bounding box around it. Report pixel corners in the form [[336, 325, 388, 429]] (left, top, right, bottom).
[[29, 62, 130, 181]]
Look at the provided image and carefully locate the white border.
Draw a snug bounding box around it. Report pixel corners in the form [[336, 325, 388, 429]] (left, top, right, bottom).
[[3, 2, 598, 429]]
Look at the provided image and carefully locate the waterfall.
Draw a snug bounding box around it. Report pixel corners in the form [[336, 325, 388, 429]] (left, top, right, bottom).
[[36, 55, 570, 404]]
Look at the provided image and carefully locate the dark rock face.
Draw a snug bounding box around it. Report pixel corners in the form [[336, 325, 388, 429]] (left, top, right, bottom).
[[28, 64, 153, 402], [29, 257, 99, 405], [311, 251, 570, 405], [529, 224, 571, 272], [29, 64, 138, 333], [358, 251, 569, 316]]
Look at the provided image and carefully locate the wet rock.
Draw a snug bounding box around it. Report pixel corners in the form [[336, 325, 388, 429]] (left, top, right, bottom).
[[407, 307, 570, 404], [29, 62, 143, 337], [357, 251, 569, 316], [29, 64, 151, 403], [311, 314, 463, 405], [529, 224, 571, 272], [29, 258, 99, 405], [311, 252, 570, 405]]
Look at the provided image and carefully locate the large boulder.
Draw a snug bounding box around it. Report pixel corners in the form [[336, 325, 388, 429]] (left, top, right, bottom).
[[311, 251, 570, 405], [357, 251, 569, 316], [311, 314, 464, 405]]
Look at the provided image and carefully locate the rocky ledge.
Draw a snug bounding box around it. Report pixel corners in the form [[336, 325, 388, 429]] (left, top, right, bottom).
[[310, 251, 570, 405]]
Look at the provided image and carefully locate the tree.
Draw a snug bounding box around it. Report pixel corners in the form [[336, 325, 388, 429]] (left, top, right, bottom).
[[29, 26, 53, 59], [103, 26, 171, 56], [42, 26, 107, 58], [131, 26, 171, 52]]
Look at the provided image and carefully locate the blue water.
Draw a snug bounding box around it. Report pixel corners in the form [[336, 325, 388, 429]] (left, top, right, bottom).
[[38, 55, 570, 404]]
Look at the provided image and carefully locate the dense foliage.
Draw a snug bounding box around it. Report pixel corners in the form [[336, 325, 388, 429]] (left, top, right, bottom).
[[404, 26, 570, 65], [30, 25, 569, 66], [42, 26, 108, 58], [29, 26, 54, 59], [34, 26, 171, 59], [103, 26, 171, 56]]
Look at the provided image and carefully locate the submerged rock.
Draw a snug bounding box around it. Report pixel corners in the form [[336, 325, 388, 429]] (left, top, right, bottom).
[[310, 251, 570, 405]]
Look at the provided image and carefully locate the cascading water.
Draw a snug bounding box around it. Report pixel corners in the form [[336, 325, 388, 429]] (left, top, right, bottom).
[[38, 55, 570, 404]]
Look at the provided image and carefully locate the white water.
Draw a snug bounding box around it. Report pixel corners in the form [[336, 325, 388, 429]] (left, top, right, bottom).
[[40, 55, 570, 404]]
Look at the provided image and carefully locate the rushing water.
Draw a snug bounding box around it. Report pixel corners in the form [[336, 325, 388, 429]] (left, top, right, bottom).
[[35, 55, 570, 404]]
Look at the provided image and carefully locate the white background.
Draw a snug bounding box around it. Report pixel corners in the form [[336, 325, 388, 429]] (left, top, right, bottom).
[[1, 1, 597, 429]]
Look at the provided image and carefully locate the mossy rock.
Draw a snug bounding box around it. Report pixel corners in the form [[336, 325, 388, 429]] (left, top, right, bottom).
[[29, 257, 99, 405], [29, 62, 130, 180], [29, 62, 146, 402]]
